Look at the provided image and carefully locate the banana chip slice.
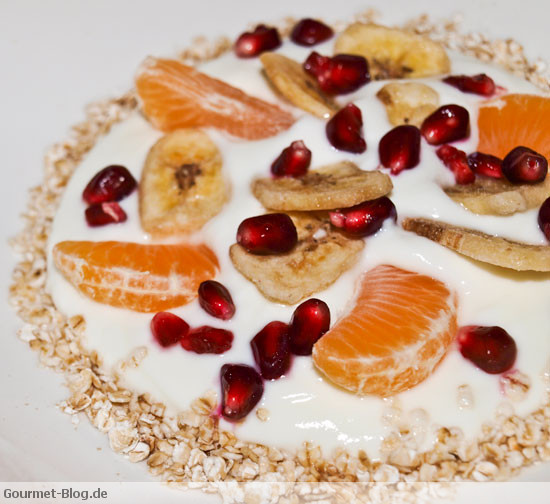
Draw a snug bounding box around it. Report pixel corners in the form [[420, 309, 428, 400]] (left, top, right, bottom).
[[230, 213, 364, 304], [376, 82, 439, 127], [444, 176, 550, 216], [402, 217, 550, 272], [260, 52, 338, 119], [335, 23, 450, 79], [252, 161, 392, 211], [139, 129, 229, 236]]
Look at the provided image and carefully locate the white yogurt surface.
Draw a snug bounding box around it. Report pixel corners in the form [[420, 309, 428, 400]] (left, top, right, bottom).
[[46, 41, 550, 459]]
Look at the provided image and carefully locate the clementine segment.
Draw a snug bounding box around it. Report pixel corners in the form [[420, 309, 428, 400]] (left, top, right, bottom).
[[312, 265, 457, 396], [53, 240, 219, 313], [477, 94, 550, 160], [135, 57, 295, 140]]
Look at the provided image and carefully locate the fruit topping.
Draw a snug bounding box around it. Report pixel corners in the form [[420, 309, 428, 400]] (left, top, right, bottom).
[[85, 202, 127, 227], [443, 74, 496, 96], [457, 325, 517, 374], [251, 321, 292, 379], [303, 52, 370, 95], [236, 213, 298, 255], [421, 104, 470, 145], [436, 145, 475, 185], [378, 125, 421, 175], [253, 161, 392, 211], [260, 53, 338, 119], [376, 82, 439, 127], [234, 25, 281, 58], [290, 18, 334, 46], [467, 152, 503, 179], [181, 326, 233, 354], [501, 146, 548, 184], [538, 197, 550, 241], [150, 312, 190, 348], [230, 213, 363, 305], [271, 140, 312, 178], [334, 23, 450, 79], [83, 165, 137, 204], [329, 196, 397, 237], [326, 103, 366, 153], [220, 364, 264, 421], [198, 280, 236, 321], [289, 299, 330, 355]]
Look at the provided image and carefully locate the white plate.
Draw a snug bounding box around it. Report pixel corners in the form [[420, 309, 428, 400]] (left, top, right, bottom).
[[2, 0, 549, 492]]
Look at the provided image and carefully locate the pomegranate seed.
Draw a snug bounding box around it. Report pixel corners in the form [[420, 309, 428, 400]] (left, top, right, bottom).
[[220, 364, 263, 421], [234, 25, 281, 58], [501, 146, 548, 184], [289, 299, 330, 355], [271, 140, 312, 178], [421, 104, 470, 145], [467, 152, 503, 179], [378, 125, 421, 175], [181, 326, 233, 354], [82, 165, 137, 204], [457, 325, 517, 374], [150, 312, 189, 348], [250, 321, 291, 380], [290, 18, 334, 46], [538, 197, 550, 241], [326, 103, 366, 153], [85, 202, 127, 227], [329, 196, 397, 237], [436, 145, 475, 185], [237, 213, 297, 255], [198, 280, 236, 320], [443, 74, 496, 96]]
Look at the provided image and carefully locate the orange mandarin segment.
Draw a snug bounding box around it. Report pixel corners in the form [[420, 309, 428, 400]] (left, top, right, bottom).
[[477, 94, 550, 160], [53, 240, 219, 313], [135, 57, 295, 140], [312, 265, 457, 396]]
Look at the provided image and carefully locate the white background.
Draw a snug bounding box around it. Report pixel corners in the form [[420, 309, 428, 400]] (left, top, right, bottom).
[[1, 0, 549, 498]]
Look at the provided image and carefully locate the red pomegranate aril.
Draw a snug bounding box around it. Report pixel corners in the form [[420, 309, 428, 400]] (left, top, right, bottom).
[[220, 364, 264, 421], [82, 165, 137, 204], [290, 18, 334, 46], [501, 146, 548, 184], [234, 25, 281, 58], [85, 202, 127, 227], [237, 213, 297, 255], [151, 312, 190, 348], [303, 52, 370, 95], [289, 299, 331, 355], [457, 325, 517, 374], [329, 196, 397, 237], [443, 73, 496, 97], [198, 280, 236, 320], [326, 103, 366, 153], [378, 125, 421, 175], [271, 140, 312, 178], [436, 145, 475, 185], [181, 326, 233, 354], [421, 104, 470, 145], [251, 321, 292, 380], [538, 197, 550, 241], [467, 151, 503, 179]]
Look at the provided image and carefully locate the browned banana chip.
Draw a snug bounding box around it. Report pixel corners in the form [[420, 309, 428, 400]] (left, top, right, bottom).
[[252, 161, 392, 211], [402, 217, 550, 271]]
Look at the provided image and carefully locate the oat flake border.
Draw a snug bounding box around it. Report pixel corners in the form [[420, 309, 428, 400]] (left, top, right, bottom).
[[9, 9, 550, 502]]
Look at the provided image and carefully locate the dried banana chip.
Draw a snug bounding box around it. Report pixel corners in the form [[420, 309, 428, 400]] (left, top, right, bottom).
[[402, 217, 550, 272], [230, 213, 364, 304], [252, 161, 392, 211]]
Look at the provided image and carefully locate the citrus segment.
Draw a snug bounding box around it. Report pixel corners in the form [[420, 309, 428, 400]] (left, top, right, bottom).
[[135, 57, 295, 140], [53, 240, 219, 312], [312, 265, 457, 396]]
